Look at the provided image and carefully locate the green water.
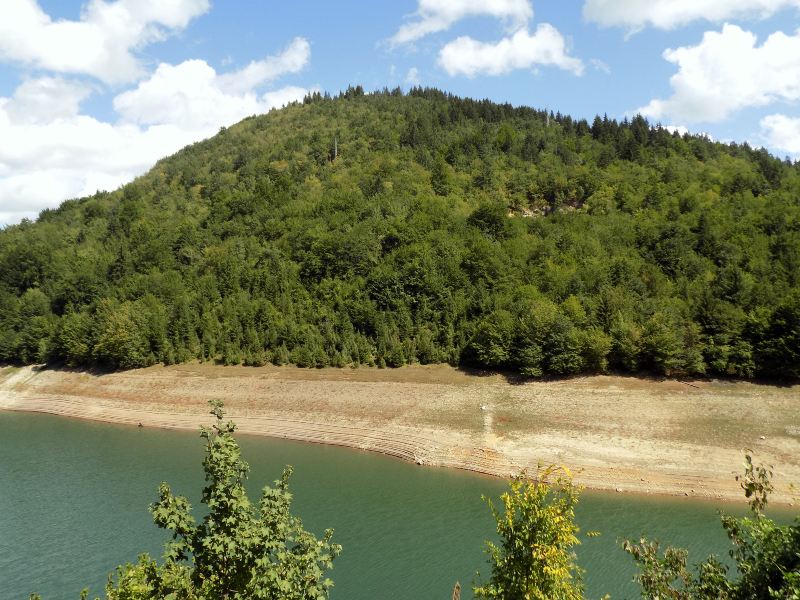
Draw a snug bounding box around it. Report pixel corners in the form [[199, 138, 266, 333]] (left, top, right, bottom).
[[0, 412, 790, 599]]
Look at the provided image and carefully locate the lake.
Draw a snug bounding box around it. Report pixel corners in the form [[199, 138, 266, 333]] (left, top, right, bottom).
[[0, 411, 787, 599]]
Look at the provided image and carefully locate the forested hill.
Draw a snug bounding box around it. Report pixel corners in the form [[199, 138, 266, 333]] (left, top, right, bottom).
[[1, 87, 799, 379]]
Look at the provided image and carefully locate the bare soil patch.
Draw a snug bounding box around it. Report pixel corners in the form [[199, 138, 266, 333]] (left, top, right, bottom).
[[1, 363, 798, 504]]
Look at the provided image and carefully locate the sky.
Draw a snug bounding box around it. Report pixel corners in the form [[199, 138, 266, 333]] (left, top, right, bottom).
[[1, 0, 799, 225]]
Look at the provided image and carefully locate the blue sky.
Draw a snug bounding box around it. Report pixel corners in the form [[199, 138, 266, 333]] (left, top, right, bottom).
[[1, 0, 799, 224]]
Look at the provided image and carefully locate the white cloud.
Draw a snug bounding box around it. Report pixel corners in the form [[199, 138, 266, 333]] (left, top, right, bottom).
[[583, 0, 800, 31], [114, 60, 263, 129], [262, 86, 313, 110], [638, 24, 800, 123], [438, 24, 584, 77], [114, 43, 310, 131], [2, 76, 92, 123], [0, 40, 312, 225], [388, 0, 582, 81], [0, 0, 210, 84], [761, 114, 800, 155], [114, 38, 311, 129], [390, 0, 533, 45], [664, 124, 690, 136], [217, 38, 311, 94]]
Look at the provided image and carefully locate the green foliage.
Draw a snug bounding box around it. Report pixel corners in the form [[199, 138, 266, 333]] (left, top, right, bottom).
[[624, 454, 800, 599], [92, 299, 155, 369], [55, 311, 94, 366], [468, 203, 512, 240], [755, 293, 800, 380], [622, 538, 735, 600], [469, 310, 516, 368], [474, 467, 583, 600], [580, 327, 612, 373], [1, 88, 799, 380], [100, 400, 341, 600]]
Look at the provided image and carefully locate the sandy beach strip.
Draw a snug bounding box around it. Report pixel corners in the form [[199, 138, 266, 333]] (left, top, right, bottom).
[[1, 363, 798, 505]]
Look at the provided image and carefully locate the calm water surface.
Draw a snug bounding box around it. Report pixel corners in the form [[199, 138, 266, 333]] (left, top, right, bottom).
[[1, 412, 790, 599]]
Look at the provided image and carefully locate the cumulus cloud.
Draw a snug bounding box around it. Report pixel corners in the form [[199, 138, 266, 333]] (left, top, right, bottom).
[[389, 0, 533, 45], [2, 77, 93, 124], [664, 124, 690, 136], [405, 67, 420, 85], [638, 24, 800, 123], [583, 0, 800, 31], [761, 114, 800, 155], [115, 39, 311, 129], [0, 41, 312, 225], [218, 38, 311, 94], [0, 0, 210, 84], [114, 61, 291, 130], [438, 24, 584, 77], [262, 86, 313, 110], [389, 0, 581, 80]]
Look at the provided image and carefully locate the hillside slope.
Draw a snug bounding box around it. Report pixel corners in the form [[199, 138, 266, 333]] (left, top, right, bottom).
[[1, 87, 798, 379]]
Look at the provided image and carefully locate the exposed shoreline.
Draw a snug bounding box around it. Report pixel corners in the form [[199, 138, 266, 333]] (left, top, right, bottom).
[[1, 363, 798, 505]]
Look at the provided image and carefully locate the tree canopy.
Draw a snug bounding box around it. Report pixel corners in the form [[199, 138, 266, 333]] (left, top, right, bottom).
[[2, 86, 798, 379], [473, 467, 583, 600]]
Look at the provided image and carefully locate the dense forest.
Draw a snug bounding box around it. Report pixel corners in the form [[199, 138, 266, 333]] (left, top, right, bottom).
[[1, 86, 798, 379]]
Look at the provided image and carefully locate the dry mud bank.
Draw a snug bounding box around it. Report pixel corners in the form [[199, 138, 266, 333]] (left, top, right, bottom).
[[1, 363, 798, 504]]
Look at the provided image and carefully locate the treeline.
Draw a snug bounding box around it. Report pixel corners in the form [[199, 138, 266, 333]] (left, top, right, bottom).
[[1, 87, 798, 379]]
